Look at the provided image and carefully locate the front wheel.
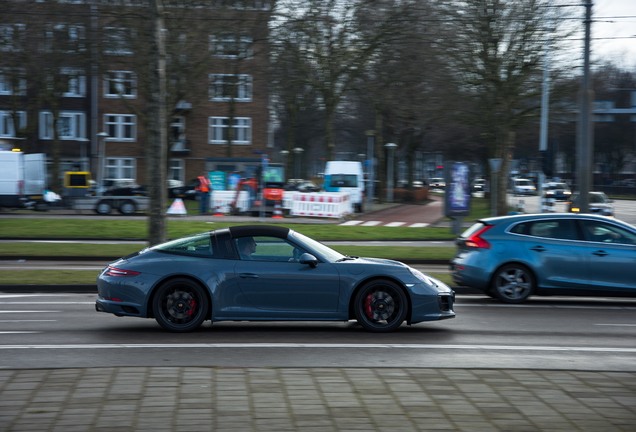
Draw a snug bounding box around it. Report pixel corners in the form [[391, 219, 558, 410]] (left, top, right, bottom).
[[152, 278, 209, 332], [492, 264, 535, 304], [354, 280, 407, 332]]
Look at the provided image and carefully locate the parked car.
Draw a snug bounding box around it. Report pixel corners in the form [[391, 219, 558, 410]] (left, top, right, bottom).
[[450, 213, 636, 303], [511, 178, 536, 196], [542, 181, 571, 201], [169, 178, 198, 200], [429, 178, 446, 191], [566, 191, 614, 216], [103, 181, 147, 197], [285, 179, 320, 193], [472, 178, 487, 193], [96, 225, 456, 332]]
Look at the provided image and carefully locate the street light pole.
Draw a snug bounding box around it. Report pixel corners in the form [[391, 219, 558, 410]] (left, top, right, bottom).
[[365, 130, 375, 210], [96, 131, 109, 195], [293, 147, 304, 179], [385, 142, 397, 202]]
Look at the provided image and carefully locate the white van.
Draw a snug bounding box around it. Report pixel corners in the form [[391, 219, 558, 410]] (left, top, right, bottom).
[[0, 151, 47, 209], [323, 161, 365, 212]]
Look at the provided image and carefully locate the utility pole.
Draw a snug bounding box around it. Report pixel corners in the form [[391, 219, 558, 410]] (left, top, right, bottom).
[[576, 0, 594, 213]]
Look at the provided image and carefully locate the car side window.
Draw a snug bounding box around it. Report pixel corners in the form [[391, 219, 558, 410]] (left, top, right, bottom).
[[581, 221, 636, 245], [235, 236, 303, 262], [154, 233, 214, 257], [515, 220, 578, 240]]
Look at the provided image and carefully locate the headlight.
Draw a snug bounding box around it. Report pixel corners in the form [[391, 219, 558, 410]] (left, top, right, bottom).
[[409, 267, 435, 285]]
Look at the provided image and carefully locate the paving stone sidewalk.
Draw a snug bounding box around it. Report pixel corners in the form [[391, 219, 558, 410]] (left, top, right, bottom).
[[1, 367, 635, 431]]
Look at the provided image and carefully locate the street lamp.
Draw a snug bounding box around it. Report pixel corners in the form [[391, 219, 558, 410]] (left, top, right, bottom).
[[385, 142, 397, 202], [96, 131, 109, 195], [293, 147, 304, 179], [365, 130, 375, 210], [280, 149, 289, 175]]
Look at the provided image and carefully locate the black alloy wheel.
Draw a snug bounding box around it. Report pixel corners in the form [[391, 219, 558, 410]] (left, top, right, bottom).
[[354, 280, 408, 332], [152, 278, 209, 332]]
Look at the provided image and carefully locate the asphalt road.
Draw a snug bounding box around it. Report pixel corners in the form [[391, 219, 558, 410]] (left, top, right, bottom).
[[1, 292, 634, 371]]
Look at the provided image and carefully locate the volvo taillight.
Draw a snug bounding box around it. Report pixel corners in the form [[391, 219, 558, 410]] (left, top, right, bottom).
[[464, 225, 493, 249]]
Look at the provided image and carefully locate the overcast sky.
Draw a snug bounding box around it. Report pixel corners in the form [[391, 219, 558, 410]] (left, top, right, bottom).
[[592, 0, 636, 66]]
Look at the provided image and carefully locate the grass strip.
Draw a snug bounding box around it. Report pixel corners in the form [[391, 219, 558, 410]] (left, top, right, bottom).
[[0, 218, 457, 241], [0, 270, 453, 287], [0, 242, 455, 261]]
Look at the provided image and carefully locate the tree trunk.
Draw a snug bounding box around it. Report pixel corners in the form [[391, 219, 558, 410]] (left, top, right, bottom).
[[147, 0, 167, 246]]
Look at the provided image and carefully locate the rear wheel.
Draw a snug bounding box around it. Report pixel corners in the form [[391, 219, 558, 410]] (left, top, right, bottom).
[[95, 201, 112, 215], [354, 280, 407, 332], [152, 278, 209, 332], [492, 264, 535, 304], [119, 200, 136, 215]]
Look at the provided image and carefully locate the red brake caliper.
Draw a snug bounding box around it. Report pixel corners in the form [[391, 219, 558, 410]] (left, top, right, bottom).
[[364, 293, 374, 319], [187, 298, 197, 317]]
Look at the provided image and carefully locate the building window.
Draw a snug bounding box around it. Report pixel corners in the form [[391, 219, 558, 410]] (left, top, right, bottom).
[[208, 117, 251, 145], [104, 114, 136, 141], [104, 27, 134, 56], [209, 34, 252, 59], [209, 74, 252, 101], [39, 111, 86, 140], [170, 116, 187, 150], [45, 24, 86, 53], [0, 111, 26, 138], [104, 71, 136, 98], [0, 71, 26, 95], [61, 68, 86, 97], [105, 157, 135, 183], [169, 159, 184, 183], [0, 23, 26, 52]]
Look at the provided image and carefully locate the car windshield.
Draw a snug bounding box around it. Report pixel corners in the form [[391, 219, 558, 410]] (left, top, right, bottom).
[[590, 194, 608, 203], [290, 231, 345, 263]]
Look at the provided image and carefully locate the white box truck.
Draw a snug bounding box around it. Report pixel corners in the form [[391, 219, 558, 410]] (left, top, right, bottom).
[[0, 151, 48, 210], [323, 160, 365, 212]]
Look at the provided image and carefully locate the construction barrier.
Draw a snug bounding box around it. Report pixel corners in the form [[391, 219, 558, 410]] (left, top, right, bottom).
[[211, 190, 252, 214], [210, 190, 352, 219], [290, 192, 352, 218]]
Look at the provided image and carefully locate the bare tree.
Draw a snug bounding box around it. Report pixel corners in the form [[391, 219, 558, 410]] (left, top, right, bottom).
[[271, 0, 411, 161], [437, 0, 575, 214]]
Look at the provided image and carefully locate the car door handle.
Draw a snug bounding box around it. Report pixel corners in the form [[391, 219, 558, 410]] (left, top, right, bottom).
[[239, 273, 259, 278], [592, 250, 608, 257], [530, 246, 546, 252]]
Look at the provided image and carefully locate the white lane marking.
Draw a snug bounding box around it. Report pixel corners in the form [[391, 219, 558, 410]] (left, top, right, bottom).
[[0, 311, 60, 313], [0, 302, 93, 305], [409, 223, 429, 228], [595, 323, 636, 327], [0, 343, 634, 353], [339, 220, 363, 226], [385, 222, 406, 227], [361, 221, 382, 226], [0, 332, 40, 334], [0, 320, 55, 323]]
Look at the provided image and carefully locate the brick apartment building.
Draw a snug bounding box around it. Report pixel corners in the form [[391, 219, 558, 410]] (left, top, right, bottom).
[[0, 0, 273, 191]]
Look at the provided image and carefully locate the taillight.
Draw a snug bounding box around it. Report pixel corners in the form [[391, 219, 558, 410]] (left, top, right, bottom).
[[464, 225, 493, 249], [104, 266, 140, 277]]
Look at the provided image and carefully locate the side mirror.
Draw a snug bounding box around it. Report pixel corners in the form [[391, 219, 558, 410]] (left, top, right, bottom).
[[299, 253, 318, 268]]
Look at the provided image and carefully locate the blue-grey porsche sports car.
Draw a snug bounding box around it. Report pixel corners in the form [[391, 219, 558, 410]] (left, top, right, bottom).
[[96, 225, 455, 332]]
